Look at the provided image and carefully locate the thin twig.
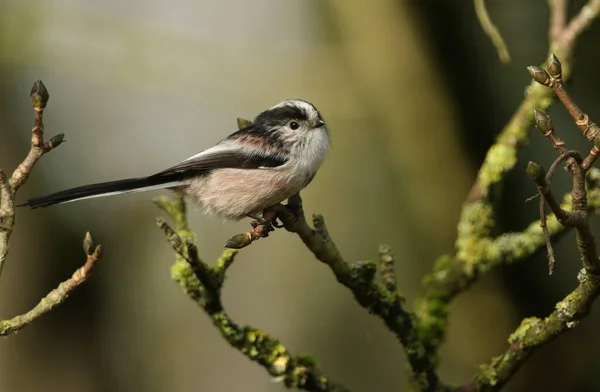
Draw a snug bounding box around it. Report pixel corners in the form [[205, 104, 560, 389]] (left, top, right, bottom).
[[474, 0, 511, 63], [10, 81, 64, 191], [527, 159, 572, 225], [549, 0, 568, 42], [0, 80, 64, 277], [0, 234, 102, 336], [557, 0, 600, 50], [0, 170, 15, 278], [527, 156, 575, 273], [532, 108, 568, 153], [544, 55, 600, 142], [0, 81, 99, 336]]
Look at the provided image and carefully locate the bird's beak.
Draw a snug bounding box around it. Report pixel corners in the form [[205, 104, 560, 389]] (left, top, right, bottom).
[[315, 119, 325, 128]]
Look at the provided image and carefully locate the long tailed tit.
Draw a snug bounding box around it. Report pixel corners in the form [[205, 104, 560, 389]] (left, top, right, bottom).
[[20, 100, 329, 223]]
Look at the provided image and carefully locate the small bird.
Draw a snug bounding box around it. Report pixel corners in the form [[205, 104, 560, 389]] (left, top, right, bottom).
[[19, 99, 329, 224]]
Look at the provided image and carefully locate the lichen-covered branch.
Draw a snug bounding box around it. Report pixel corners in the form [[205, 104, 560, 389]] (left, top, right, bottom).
[[0, 80, 99, 336], [416, 0, 600, 363], [155, 195, 350, 392], [276, 195, 448, 392], [149, 2, 600, 391], [472, 270, 600, 391], [469, 52, 600, 391]]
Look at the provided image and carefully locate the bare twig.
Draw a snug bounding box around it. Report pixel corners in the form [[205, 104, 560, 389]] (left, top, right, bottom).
[[0, 80, 100, 336], [0, 233, 102, 336], [544, 54, 600, 142], [556, 0, 600, 50], [474, 0, 511, 63], [532, 108, 567, 153], [549, 0, 568, 42], [1, 80, 65, 278], [527, 159, 572, 226], [527, 160, 567, 273], [0, 170, 15, 278], [582, 144, 600, 171], [10, 81, 64, 192]]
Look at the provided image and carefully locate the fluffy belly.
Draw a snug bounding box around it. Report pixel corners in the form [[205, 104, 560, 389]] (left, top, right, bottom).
[[185, 168, 308, 220]]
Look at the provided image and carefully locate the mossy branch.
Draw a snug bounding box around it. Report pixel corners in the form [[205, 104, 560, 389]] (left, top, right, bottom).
[[275, 195, 447, 392], [468, 52, 600, 391], [415, 0, 600, 366], [151, 2, 600, 391], [155, 194, 350, 392], [0, 80, 99, 336]]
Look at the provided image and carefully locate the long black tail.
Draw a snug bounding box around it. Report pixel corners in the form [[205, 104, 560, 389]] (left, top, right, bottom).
[[19, 176, 182, 209]]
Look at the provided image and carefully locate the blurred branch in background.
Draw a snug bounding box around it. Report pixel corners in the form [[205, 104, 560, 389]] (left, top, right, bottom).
[[0, 81, 101, 336], [473, 0, 511, 63]]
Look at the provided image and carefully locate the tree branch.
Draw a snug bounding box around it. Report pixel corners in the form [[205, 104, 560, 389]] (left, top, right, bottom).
[[155, 195, 351, 392], [470, 52, 600, 391], [416, 0, 600, 363], [149, 3, 600, 390], [549, 0, 567, 43], [0, 233, 102, 336], [0, 80, 99, 336], [474, 0, 511, 63], [276, 195, 448, 392]]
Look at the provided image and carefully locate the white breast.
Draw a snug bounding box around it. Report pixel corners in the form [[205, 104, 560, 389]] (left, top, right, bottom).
[[185, 129, 330, 220]]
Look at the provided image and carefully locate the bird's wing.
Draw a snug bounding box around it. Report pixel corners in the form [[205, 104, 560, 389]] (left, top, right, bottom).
[[149, 143, 287, 181]]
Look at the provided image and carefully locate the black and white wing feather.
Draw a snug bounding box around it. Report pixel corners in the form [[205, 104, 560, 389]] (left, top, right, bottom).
[[19, 141, 287, 208]]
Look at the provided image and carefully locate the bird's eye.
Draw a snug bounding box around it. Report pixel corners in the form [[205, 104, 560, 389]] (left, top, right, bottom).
[[289, 121, 300, 130]]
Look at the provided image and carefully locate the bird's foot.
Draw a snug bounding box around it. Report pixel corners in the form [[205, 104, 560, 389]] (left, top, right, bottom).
[[247, 211, 281, 236], [224, 209, 280, 249]]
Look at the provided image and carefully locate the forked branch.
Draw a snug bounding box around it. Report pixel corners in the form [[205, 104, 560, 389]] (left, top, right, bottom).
[[0, 81, 101, 336]]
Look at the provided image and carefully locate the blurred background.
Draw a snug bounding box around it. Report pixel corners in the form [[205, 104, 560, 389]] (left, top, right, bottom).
[[1, 0, 599, 391]]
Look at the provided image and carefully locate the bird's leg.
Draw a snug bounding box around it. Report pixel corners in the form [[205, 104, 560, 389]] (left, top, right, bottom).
[[246, 207, 281, 233], [225, 208, 280, 249], [246, 213, 266, 228]]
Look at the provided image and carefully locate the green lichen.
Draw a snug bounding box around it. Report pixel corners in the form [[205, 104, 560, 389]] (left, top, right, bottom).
[[171, 260, 204, 302], [350, 261, 377, 283], [432, 255, 454, 273], [456, 202, 496, 274], [297, 354, 318, 369], [476, 357, 500, 387], [478, 143, 518, 196], [508, 317, 542, 346], [415, 291, 450, 351]]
